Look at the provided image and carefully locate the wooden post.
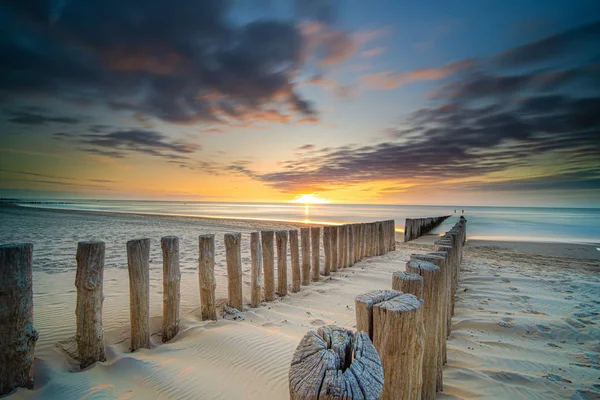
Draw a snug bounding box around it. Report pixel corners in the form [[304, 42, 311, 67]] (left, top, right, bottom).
[[340, 225, 348, 268], [407, 259, 442, 399], [355, 289, 402, 339], [374, 294, 425, 400], [392, 270, 424, 299], [360, 223, 366, 259], [378, 222, 385, 256], [323, 226, 331, 276], [199, 234, 217, 320], [289, 230, 301, 293], [225, 233, 243, 310], [330, 226, 338, 272], [261, 231, 275, 301], [370, 222, 377, 257], [412, 252, 448, 390], [250, 232, 264, 306], [347, 224, 354, 267], [300, 228, 311, 285], [0, 243, 38, 394], [276, 230, 288, 297], [161, 236, 180, 343], [310, 227, 320, 281], [354, 224, 360, 262], [390, 220, 396, 251], [289, 325, 384, 399], [75, 241, 106, 368], [127, 238, 151, 352]]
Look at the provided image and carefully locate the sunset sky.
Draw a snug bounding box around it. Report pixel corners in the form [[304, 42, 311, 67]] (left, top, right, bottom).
[[1, 0, 599, 206]]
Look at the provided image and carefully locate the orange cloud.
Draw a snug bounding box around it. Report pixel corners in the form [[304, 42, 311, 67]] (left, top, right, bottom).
[[361, 47, 384, 57], [362, 59, 476, 89]]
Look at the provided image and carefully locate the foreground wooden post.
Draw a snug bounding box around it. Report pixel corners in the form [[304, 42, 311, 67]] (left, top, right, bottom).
[[127, 238, 151, 352], [300, 228, 311, 285], [0, 243, 38, 394], [161, 236, 180, 343], [412, 252, 449, 380], [407, 259, 442, 399], [330, 226, 339, 272], [225, 233, 243, 310], [75, 241, 106, 368], [289, 230, 301, 292], [199, 234, 217, 320], [392, 270, 424, 299], [289, 325, 384, 399], [323, 226, 331, 276], [374, 294, 425, 400], [355, 289, 401, 339], [310, 227, 320, 281], [250, 232, 264, 306], [261, 231, 275, 301], [276, 230, 288, 297]]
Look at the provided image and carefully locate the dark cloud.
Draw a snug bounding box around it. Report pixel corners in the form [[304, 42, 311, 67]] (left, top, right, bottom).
[[74, 129, 201, 159], [0, 168, 117, 185], [1, 0, 319, 125], [495, 20, 600, 68], [7, 111, 81, 125], [298, 144, 316, 150]]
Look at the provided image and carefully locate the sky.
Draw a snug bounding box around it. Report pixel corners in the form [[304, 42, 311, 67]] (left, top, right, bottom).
[[1, 0, 599, 207]]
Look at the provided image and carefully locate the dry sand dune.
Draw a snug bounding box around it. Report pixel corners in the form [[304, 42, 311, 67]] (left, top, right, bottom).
[[6, 238, 600, 399]]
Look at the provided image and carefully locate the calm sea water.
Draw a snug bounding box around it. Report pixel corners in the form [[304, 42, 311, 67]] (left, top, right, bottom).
[[1, 200, 599, 273]]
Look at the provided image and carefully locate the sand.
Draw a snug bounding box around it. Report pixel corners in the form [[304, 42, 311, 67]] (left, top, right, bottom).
[[5, 232, 600, 399]]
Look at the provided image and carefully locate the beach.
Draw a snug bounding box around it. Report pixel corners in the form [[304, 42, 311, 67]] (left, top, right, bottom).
[[2, 230, 598, 397], [1, 205, 599, 399]]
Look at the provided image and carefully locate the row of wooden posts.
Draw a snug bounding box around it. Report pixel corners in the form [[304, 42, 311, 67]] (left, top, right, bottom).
[[356, 216, 467, 400], [0, 220, 396, 396], [403, 215, 451, 242], [288, 216, 466, 400]]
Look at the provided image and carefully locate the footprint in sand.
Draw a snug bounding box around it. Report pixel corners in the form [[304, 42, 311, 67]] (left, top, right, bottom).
[[508, 287, 519, 292], [498, 317, 514, 328], [310, 319, 327, 326], [501, 277, 511, 283], [536, 324, 551, 333]]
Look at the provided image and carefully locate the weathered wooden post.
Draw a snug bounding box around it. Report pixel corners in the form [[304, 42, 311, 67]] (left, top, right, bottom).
[[374, 294, 425, 400], [300, 228, 311, 285], [323, 226, 331, 276], [289, 230, 301, 292], [310, 227, 320, 281], [127, 238, 151, 351], [370, 222, 377, 257], [161, 236, 180, 342], [289, 325, 384, 399], [407, 259, 442, 399], [355, 289, 401, 339], [250, 232, 264, 307], [347, 224, 354, 267], [261, 231, 275, 301], [276, 230, 288, 297], [330, 226, 339, 272], [412, 252, 448, 390], [340, 225, 348, 268], [378, 221, 385, 256], [199, 234, 217, 320], [392, 270, 424, 299], [0, 243, 38, 394], [224, 233, 243, 310], [74, 241, 106, 368], [390, 220, 396, 251]]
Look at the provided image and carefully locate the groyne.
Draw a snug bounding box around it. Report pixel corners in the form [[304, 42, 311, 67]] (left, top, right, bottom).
[[0, 219, 396, 394], [404, 215, 451, 242]]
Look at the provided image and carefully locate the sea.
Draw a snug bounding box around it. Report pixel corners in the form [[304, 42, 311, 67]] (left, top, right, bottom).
[[1, 200, 599, 273]]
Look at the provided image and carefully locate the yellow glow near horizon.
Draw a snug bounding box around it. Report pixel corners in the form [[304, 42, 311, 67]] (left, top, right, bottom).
[[289, 194, 330, 204]]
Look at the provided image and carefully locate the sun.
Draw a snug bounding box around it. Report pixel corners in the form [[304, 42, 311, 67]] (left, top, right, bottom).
[[289, 194, 329, 204]]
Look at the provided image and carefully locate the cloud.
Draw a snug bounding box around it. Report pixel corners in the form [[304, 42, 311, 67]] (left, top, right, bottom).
[[1, 1, 319, 125], [298, 144, 316, 150], [58, 129, 202, 160], [362, 59, 476, 89], [7, 111, 81, 125], [361, 47, 384, 58], [254, 21, 600, 195]]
